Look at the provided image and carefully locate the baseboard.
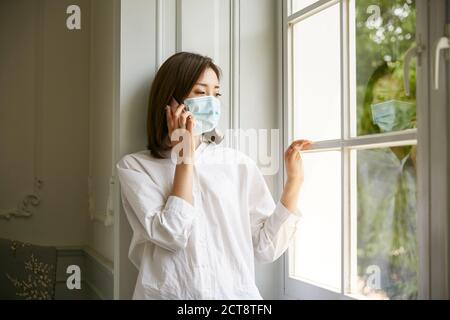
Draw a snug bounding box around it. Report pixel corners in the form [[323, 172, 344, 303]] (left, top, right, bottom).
[[55, 246, 113, 300]]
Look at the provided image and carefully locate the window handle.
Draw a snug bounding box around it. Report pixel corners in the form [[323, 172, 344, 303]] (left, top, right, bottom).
[[434, 36, 450, 91], [403, 42, 424, 96]]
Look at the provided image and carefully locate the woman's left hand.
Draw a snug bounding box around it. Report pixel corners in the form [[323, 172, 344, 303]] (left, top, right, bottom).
[[284, 140, 312, 183]]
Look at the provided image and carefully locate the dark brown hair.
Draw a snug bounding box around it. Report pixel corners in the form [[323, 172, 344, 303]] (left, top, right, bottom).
[[147, 52, 221, 158]]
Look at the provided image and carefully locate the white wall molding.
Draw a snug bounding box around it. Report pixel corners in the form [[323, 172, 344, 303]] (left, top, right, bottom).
[[230, 0, 241, 149], [213, 0, 221, 63], [176, 0, 182, 52], [155, 0, 164, 69], [156, 0, 177, 67], [0, 0, 44, 222], [88, 0, 119, 227], [88, 0, 95, 223], [0, 193, 41, 221], [112, 0, 121, 300]]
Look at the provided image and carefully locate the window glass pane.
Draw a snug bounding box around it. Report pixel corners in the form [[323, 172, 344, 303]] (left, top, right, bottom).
[[354, 0, 417, 136], [291, 0, 319, 14], [293, 4, 341, 142], [293, 151, 341, 291], [354, 146, 418, 299]]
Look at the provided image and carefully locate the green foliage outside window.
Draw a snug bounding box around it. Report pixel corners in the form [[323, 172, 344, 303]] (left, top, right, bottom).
[[355, 0, 418, 299]]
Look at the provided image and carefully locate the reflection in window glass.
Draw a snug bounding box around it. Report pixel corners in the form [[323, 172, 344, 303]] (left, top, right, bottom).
[[294, 151, 341, 291], [354, 0, 417, 136], [355, 146, 418, 299], [293, 4, 341, 142]]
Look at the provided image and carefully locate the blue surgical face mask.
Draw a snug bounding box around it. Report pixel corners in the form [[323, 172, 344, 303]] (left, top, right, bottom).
[[184, 96, 221, 136], [371, 100, 415, 132]]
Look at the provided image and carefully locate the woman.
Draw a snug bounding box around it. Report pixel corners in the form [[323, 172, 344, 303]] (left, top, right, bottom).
[[116, 52, 311, 300]]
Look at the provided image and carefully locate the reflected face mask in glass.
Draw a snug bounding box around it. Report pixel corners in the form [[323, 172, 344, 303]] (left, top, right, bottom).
[[184, 96, 221, 136], [371, 100, 415, 132]]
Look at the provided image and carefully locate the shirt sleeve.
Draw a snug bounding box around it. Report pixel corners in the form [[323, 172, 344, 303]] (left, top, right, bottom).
[[116, 165, 199, 253], [248, 164, 302, 264]]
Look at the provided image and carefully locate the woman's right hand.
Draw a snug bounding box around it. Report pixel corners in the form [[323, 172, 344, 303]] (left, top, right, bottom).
[[167, 98, 196, 205], [166, 98, 196, 162]]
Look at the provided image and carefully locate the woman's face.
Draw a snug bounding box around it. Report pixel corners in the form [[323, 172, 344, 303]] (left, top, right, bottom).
[[185, 67, 221, 100]]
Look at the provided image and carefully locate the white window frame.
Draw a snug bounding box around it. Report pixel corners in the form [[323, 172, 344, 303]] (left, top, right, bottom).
[[281, 0, 449, 300]]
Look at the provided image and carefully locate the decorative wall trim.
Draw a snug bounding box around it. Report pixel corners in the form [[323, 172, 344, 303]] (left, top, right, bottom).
[[112, 0, 121, 300], [213, 0, 220, 62], [156, 0, 164, 69], [88, 0, 95, 223], [34, 0, 45, 208], [88, 176, 114, 226], [175, 0, 182, 52], [87, 0, 117, 227], [0, 193, 41, 220], [110, 0, 121, 230], [1, 0, 44, 221], [230, 0, 241, 149]]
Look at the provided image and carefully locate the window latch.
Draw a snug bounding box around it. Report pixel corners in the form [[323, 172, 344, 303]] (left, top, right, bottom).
[[403, 38, 425, 97], [433, 24, 450, 91]]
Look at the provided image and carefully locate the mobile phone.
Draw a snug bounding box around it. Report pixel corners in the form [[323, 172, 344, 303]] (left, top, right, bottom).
[[169, 97, 178, 112]]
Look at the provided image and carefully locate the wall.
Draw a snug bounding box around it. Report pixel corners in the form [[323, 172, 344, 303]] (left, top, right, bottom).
[[0, 0, 90, 247], [239, 0, 283, 300], [0, 0, 115, 299], [0, 0, 282, 300], [116, 0, 282, 299]]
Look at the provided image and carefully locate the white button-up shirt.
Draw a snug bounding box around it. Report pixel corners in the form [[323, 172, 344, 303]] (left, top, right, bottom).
[[116, 141, 302, 300]]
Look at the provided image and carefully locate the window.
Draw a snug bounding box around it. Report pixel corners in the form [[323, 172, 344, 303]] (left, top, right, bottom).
[[283, 0, 426, 299]]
